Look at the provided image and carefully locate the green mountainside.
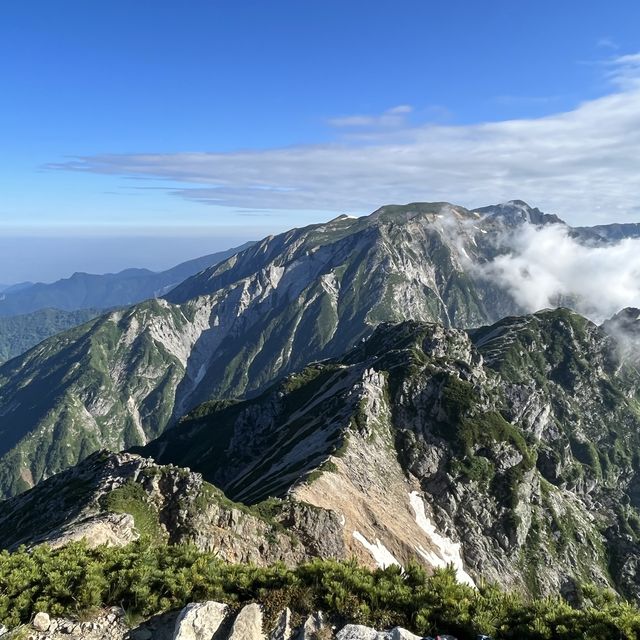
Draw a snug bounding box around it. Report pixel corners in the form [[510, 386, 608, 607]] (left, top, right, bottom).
[[0, 307, 101, 364], [0, 202, 523, 497], [6, 308, 640, 606]]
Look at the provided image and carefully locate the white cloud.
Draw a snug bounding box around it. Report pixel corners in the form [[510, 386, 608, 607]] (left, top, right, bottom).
[[475, 224, 640, 322], [606, 53, 640, 89], [48, 54, 640, 225]]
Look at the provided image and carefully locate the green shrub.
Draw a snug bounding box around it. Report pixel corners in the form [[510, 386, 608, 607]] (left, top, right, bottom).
[[1, 542, 640, 638]]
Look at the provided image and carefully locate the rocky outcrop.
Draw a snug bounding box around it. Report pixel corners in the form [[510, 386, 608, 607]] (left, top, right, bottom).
[[0, 450, 346, 569], [227, 604, 264, 640], [17, 602, 463, 640]]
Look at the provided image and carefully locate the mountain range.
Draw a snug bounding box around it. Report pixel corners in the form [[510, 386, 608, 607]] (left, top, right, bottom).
[[3, 200, 640, 605], [0, 241, 254, 317], [0, 242, 254, 364]]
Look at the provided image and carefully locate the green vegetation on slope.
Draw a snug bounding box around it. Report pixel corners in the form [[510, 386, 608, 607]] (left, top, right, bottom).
[[1, 541, 640, 639], [0, 307, 101, 363]]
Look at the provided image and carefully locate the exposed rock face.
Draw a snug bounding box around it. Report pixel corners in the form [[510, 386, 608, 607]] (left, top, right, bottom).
[[228, 604, 265, 640], [294, 612, 328, 640], [269, 608, 292, 640], [0, 450, 346, 569]]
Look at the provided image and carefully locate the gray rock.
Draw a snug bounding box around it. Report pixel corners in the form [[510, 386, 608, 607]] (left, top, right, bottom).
[[389, 628, 422, 640], [336, 625, 379, 640], [269, 608, 292, 640], [228, 604, 264, 640], [297, 612, 327, 640], [33, 611, 51, 632], [0, 625, 7, 636], [173, 601, 228, 640]]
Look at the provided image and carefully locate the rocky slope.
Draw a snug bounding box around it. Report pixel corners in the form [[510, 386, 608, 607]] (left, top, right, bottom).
[[6, 309, 640, 602], [0, 448, 345, 566], [137, 309, 640, 599], [0, 201, 542, 498], [0, 200, 636, 500]]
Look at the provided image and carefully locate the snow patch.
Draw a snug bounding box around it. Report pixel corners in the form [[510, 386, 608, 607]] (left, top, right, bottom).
[[408, 491, 476, 586], [353, 531, 401, 569]]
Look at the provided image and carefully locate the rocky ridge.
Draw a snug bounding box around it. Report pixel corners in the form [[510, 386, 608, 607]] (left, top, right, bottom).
[[6, 309, 640, 601], [0, 449, 345, 566]]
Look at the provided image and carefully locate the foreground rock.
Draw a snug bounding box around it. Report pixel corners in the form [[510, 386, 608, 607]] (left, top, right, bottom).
[[0, 450, 345, 569], [19, 603, 462, 640], [173, 601, 228, 640]]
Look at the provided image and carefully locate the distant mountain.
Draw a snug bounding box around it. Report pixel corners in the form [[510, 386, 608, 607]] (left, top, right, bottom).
[[0, 200, 637, 499], [473, 199, 564, 226], [572, 222, 640, 243], [0, 307, 101, 363], [0, 242, 254, 317], [0, 282, 33, 295]]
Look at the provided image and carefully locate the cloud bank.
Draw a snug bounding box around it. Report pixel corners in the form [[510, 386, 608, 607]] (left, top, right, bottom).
[[477, 224, 640, 323], [48, 54, 640, 225]]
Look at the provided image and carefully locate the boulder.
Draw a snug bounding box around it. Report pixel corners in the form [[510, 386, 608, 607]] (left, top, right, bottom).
[[173, 601, 229, 640], [297, 612, 328, 640], [336, 625, 379, 640], [32, 611, 50, 632], [389, 629, 422, 640], [228, 604, 265, 640]]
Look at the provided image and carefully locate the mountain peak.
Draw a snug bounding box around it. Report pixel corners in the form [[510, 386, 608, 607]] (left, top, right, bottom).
[[473, 200, 565, 226]]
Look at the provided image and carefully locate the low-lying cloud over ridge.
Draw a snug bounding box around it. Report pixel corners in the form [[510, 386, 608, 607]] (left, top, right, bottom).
[[477, 224, 640, 323], [48, 54, 640, 225]]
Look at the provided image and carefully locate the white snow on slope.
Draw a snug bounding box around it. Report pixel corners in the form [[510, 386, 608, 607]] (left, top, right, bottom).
[[408, 491, 476, 586], [353, 531, 401, 569]]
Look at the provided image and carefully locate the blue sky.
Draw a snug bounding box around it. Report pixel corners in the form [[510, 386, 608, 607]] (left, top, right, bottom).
[[1, 0, 640, 281]]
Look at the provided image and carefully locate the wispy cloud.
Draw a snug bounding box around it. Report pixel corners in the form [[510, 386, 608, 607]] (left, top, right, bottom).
[[328, 104, 413, 129], [597, 37, 620, 51], [47, 54, 640, 225], [606, 52, 640, 89]]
